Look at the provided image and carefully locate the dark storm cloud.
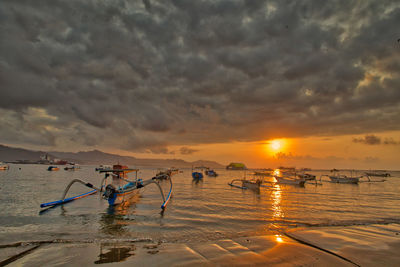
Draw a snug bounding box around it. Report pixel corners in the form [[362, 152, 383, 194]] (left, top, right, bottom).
[[180, 146, 199, 155], [353, 135, 381, 145], [273, 152, 316, 161], [1, 0, 400, 152], [353, 135, 400, 145]]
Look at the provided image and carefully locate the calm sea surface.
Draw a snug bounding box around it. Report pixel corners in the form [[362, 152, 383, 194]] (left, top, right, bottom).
[[0, 165, 399, 245]]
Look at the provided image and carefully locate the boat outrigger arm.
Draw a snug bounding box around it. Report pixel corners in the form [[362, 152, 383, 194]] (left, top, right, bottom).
[[40, 169, 173, 210]]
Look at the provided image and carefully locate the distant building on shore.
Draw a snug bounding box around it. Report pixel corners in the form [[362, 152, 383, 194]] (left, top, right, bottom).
[[226, 162, 247, 170]]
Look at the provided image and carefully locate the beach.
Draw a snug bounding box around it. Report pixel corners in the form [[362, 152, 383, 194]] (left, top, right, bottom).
[[1, 165, 400, 266], [2, 224, 400, 266]]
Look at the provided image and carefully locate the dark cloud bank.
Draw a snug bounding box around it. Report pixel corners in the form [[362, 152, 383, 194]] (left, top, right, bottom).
[[1, 0, 400, 153], [353, 134, 400, 145]]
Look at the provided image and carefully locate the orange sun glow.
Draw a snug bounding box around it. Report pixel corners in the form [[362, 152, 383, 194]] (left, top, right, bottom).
[[270, 140, 282, 151]]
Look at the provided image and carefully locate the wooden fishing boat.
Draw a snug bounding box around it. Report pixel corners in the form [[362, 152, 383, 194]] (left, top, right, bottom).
[[40, 164, 172, 210]]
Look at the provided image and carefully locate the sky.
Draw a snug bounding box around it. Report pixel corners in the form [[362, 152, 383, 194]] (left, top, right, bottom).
[[1, 0, 399, 169]]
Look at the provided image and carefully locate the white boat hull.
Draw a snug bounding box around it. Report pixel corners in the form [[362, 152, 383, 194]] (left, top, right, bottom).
[[275, 176, 305, 186], [108, 188, 139, 206], [242, 180, 260, 190], [329, 176, 359, 184]]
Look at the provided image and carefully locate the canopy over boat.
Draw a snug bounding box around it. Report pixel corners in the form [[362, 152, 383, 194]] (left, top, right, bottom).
[[226, 162, 247, 170]]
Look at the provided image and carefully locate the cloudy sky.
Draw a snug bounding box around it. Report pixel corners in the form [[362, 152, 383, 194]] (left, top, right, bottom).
[[1, 0, 399, 169]]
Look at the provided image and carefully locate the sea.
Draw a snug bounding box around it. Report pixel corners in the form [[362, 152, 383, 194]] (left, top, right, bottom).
[[0, 165, 399, 246]]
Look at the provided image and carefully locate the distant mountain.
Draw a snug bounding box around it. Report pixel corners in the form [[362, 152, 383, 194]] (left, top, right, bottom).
[[0, 144, 224, 168], [50, 150, 131, 165], [0, 144, 50, 162]]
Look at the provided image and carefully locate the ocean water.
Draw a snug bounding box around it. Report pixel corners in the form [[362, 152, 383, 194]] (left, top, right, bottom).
[[0, 165, 399, 245]]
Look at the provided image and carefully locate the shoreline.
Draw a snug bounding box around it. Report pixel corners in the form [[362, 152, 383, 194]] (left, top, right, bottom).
[[2, 224, 399, 266]]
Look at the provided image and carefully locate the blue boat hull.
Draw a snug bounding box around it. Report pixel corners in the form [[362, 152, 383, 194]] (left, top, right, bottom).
[[192, 172, 203, 179]]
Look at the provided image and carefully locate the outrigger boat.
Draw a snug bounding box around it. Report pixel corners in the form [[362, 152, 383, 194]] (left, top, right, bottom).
[[229, 177, 262, 190], [319, 169, 385, 184], [40, 165, 173, 210], [322, 169, 363, 184]]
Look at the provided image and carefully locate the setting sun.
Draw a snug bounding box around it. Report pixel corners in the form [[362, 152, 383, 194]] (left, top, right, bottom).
[[271, 140, 281, 151], [263, 139, 288, 156]]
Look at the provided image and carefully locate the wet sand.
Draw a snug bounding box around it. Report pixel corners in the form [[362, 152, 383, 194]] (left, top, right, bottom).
[[2, 224, 399, 266]]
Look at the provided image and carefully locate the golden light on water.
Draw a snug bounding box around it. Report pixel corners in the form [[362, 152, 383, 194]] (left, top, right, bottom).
[[272, 184, 284, 219], [275, 234, 284, 243]]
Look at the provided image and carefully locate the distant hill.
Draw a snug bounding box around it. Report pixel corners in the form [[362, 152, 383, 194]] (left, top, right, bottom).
[[0, 144, 50, 161], [0, 144, 224, 168]]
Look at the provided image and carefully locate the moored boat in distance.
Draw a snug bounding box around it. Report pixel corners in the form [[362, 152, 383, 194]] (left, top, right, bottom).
[[329, 175, 360, 184], [226, 162, 247, 170], [64, 165, 80, 171], [0, 162, 9, 170], [205, 167, 218, 177], [47, 166, 59, 171], [95, 165, 112, 172], [156, 167, 180, 180], [274, 176, 306, 186], [327, 169, 362, 184], [297, 173, 316, 181], [274, 168, 306, 186], [253, 169, 273, 176], [364, 170, 391, 177], [192, 166, 205, 180]]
